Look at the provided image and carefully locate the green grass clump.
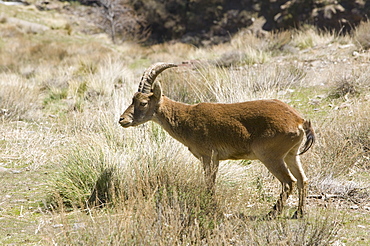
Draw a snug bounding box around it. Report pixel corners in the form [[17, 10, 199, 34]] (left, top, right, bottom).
[[50, 143, 115, 209]]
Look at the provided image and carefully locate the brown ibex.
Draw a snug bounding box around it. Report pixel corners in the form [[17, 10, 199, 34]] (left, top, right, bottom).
[[119, 62, 315, 218]]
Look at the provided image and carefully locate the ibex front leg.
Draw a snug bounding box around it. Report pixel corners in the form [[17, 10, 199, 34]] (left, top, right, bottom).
[[201, 151, 220, 195]]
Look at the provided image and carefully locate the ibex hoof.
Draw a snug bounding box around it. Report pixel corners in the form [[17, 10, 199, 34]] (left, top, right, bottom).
[[291, 210, 304, 219]]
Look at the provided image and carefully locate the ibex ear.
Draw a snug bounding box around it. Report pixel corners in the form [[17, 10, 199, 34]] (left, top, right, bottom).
[[151, 81, 163, 99]]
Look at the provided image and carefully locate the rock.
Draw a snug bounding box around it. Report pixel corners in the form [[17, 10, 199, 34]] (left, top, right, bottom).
[[0, 167, 10, 173], [52, 224, 64, 228], [11, 169, 22, 174], [6, 17, 50, 34], [73, 223, 86, 230]]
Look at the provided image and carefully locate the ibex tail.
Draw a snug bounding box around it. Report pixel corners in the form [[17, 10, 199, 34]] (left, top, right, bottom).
[[298, 120, 315, 155]]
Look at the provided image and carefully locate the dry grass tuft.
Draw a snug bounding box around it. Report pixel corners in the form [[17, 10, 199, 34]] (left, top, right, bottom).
[[327, 70, 370, 100], [0, 73, 42, 121], [162, 62, 304, 105], [41, 199, 342, 245], [354, 20, 370, 50]]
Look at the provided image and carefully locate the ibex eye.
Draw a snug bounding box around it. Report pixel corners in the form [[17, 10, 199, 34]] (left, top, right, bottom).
[[140, 102, 148, 107]]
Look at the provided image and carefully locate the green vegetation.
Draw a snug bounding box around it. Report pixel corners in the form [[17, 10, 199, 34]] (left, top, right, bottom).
[[0, 3, 369, 245]]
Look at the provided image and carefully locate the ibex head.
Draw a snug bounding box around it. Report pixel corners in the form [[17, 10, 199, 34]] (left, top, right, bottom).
[[119, 62, 177, 127]]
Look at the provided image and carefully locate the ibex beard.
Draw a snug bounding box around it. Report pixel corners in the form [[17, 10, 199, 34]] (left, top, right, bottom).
[[119, 62, 315, 219]]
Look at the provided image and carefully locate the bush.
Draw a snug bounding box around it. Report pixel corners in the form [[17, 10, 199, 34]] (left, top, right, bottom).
[[354, 20, 370, 50]]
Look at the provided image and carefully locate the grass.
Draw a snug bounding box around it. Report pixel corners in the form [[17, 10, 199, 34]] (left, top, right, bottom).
[[39, 205, 342, 245], [0, 3, 369, 245]]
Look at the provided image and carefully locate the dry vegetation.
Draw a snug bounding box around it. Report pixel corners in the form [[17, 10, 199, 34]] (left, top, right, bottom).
[[1, 4, 370, 245]]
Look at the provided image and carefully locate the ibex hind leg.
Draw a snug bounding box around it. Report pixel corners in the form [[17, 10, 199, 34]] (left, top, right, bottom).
[[257, 157, 296, 219], [285, 148, 308, 219]]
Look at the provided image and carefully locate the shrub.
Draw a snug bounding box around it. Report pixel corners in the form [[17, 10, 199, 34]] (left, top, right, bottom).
[[354, 20, 370, 50]]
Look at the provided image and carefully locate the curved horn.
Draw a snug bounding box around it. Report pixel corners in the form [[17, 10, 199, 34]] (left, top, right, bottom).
[[138, 62, 178, 93]]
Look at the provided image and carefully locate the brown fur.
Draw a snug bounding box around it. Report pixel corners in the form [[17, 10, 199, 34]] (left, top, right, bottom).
[[119, 65, 315, 219]]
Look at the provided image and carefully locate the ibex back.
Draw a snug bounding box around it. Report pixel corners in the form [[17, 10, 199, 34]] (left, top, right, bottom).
[[119, 62, 315, 219]]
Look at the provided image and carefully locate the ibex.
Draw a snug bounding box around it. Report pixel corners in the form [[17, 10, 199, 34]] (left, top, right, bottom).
[[119, 62, 315, 218]]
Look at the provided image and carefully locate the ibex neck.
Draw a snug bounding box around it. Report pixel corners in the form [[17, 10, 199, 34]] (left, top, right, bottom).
[[153, 96, 190, 142]]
